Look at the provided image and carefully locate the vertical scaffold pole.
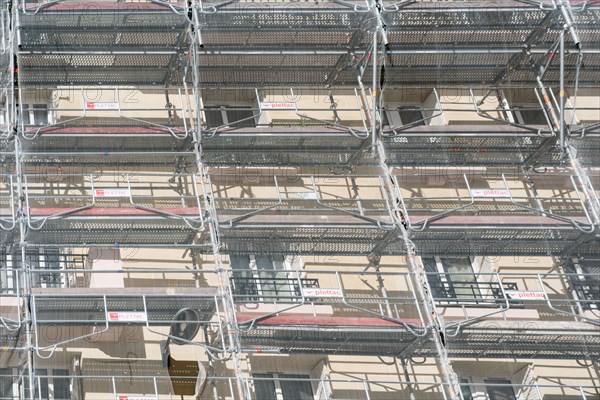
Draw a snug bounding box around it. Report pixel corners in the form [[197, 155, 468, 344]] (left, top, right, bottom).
[[186, 4, 250, 397]]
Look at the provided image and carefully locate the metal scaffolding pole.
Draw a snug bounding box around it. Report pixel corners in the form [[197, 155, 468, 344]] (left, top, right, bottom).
[[187, 5, 249, 397]]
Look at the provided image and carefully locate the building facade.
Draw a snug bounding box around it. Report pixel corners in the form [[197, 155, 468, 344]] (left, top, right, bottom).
[[0, 0, 599, 399]]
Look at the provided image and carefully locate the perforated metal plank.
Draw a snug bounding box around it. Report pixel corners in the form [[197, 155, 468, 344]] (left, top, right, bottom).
[[19, 129, 193, 154], [24, 221, 206, 247], [446, 323, 600, 359], [411, 228, 595, 256], [383, 130, 560, 166], [219, 226, 404, 255], [20, 151, 198, 169], [202, 128, 376, 166], [18, 53, 184, 85], [237, 325, 434, 356], [571, 136, 600, 169]]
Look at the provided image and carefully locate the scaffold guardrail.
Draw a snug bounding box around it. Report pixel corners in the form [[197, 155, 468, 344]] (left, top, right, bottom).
[[22, 173, 207, 246]]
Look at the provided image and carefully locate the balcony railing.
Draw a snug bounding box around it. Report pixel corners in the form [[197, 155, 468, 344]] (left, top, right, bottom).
[[231, 275, 319, 302], [427, 276, 518, 306]]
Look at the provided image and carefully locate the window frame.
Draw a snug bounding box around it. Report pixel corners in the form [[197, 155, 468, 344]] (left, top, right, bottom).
[[230, 255, 304, 302], [19, 368, 72, 400], [202, 104, 257, 129], [460, 376, 517, 400], [20, 102, 51, 127], [251, 372, 315, 400], [382, 102, 428, 127], [511, 103, 550, 126], [567, 257, 600, 311]]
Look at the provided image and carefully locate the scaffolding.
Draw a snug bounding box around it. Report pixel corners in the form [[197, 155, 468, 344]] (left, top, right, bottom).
[[0, 0, 598, 399]]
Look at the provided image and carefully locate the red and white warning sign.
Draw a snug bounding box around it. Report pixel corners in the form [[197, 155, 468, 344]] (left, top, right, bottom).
[[94, 188, 131, 198], [117, 396, 157, 400], [85, 102, 119, 110], [470, 189, 511, 198], [505, 291, 546, 300], [302, 288, 343, 298], [108, 311, 147, 322], [259, 102, 296, 110]]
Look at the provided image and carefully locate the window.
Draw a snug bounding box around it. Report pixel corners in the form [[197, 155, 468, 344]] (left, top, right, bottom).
[[567, 258, 600, 310], [253, 374, 314, 400], [22, 369, 71, 400], [459, 377, 517, 400], [458, 378, 473, 400], [423, 257, 481, 302], [383, 105, 426, 127], [513, 105, 547, 125], [32, 249, 64, 289], [21, 104, 30, 125], [0, 251, 18, 295], [51, 369, 71, 400], [230, 255, 303, 302], [33, 104, 49, 126], [0, 369, 13, 400], [203, 105, 256, 128], [397, 106, 426, 126], [484, 379, 516, 400], [21, 103, 49, 126]]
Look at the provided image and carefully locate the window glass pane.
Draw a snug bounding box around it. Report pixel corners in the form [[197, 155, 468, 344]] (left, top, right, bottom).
[[442, 258, 479, 298], [21, 104, 30, 125], [518, 108, 547, 125], [204, 106, 224, 128], [279, 374, 313, 400], [0, 252, 16, 294], [52, 369, 71, 400], [567, 260, 600, 310], [0, 369, 13, 399], [381, 108, 390, 126], [23, 369, 48, 399], [398, 106, 425, 126], [458, 378, 473, 400], [230, 255, 255, 297], [256, 256, 289, 301], [253, 374, 277, 400], [33, 104, 48, 126], [227, 107, 256, 128], [484, 379, 516, 400], [423, 258, 446, 299]]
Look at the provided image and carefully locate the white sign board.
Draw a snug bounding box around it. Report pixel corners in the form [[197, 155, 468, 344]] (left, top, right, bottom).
[[108, 311, 147, 322], [117, 396, 157, 400], [259, 102, 296, 110], [85, 102, 119, 110], [302, 288, 343, 298], [95, 188, 131, 198], [505, 291, 546, 300], [471, 189, 511, 198]]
